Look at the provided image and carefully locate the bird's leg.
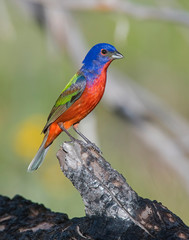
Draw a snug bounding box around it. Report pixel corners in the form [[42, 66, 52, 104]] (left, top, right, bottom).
[[58, 122, 76, 142], [73, 123, 102, 154]]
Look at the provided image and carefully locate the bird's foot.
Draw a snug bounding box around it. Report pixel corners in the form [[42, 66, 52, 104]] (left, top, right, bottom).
[[72, 125, 102, 154], [64, 140, 74, 144], [62, 138, 102, 155], [86, 142, 102, 154]]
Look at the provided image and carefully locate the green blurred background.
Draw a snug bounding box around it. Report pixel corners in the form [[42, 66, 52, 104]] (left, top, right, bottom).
[[0, 1, 189, 225]]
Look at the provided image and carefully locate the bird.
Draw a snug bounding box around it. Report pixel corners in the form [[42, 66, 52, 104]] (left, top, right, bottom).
[[28, 43, 123, 172]]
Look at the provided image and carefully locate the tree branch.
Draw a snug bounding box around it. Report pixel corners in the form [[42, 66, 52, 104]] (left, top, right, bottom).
[[57, 140, 189, 239], [1, 142, 189, 239]]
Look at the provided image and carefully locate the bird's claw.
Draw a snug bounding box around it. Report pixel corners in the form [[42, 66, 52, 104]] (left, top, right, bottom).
[[86, 142, 102, 154]]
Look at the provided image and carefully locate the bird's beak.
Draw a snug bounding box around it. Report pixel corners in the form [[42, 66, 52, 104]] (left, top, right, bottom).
[[111, 51, 124, 59]]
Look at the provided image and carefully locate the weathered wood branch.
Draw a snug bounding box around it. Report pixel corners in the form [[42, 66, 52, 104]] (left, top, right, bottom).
[[1, 141, 189, 239], [56, 140, 189, 239]]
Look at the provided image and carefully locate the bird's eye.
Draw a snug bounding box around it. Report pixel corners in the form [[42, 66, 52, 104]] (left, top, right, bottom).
[[101, 49, 108, 55]]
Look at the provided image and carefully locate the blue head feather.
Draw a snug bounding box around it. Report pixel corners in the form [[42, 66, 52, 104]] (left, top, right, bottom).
[[79, 43, 122, 84], [82, 43, 117, 70]]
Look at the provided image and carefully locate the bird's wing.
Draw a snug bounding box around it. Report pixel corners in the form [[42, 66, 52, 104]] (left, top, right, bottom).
[[42, 73, 86, 133]]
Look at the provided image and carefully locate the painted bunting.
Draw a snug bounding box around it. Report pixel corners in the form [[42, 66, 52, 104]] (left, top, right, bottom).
[[28, 43, 123, 171]]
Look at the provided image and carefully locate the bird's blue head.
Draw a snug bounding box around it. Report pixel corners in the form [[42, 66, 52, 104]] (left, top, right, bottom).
[[82, 43, 123, 71]]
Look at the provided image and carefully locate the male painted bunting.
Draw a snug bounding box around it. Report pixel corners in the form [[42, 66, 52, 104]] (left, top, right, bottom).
[[28, 43, 123, 171]]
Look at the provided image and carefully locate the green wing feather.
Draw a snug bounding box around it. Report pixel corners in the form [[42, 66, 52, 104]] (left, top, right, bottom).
[[42, 73, 86, 133]]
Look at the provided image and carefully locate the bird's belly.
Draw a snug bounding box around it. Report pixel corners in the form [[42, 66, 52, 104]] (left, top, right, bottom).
[[56, 79, 106, 128]]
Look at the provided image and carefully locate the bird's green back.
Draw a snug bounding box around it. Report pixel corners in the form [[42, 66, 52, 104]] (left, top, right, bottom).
[[42, 73, 86, 133]]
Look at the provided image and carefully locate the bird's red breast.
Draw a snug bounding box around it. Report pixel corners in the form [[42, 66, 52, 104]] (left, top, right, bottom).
[[45, 61, 111, 147]]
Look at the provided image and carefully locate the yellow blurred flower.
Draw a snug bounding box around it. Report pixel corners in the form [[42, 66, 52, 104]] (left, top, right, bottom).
[[13, 114, 70, 191], [13, 114, 46, 161]]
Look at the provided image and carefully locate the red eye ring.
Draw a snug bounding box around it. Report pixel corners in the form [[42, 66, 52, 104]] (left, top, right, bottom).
[[101, 49, 108, 55]]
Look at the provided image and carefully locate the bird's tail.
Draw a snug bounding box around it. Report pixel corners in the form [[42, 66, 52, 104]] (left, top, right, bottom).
[[27, 133, 50, 172]]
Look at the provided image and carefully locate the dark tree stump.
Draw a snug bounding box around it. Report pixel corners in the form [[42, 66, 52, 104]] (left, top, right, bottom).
[[0, 140, 189, 239]]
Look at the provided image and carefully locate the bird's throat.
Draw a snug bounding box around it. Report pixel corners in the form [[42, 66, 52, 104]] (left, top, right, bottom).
[[84, 60, 112, 87]]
